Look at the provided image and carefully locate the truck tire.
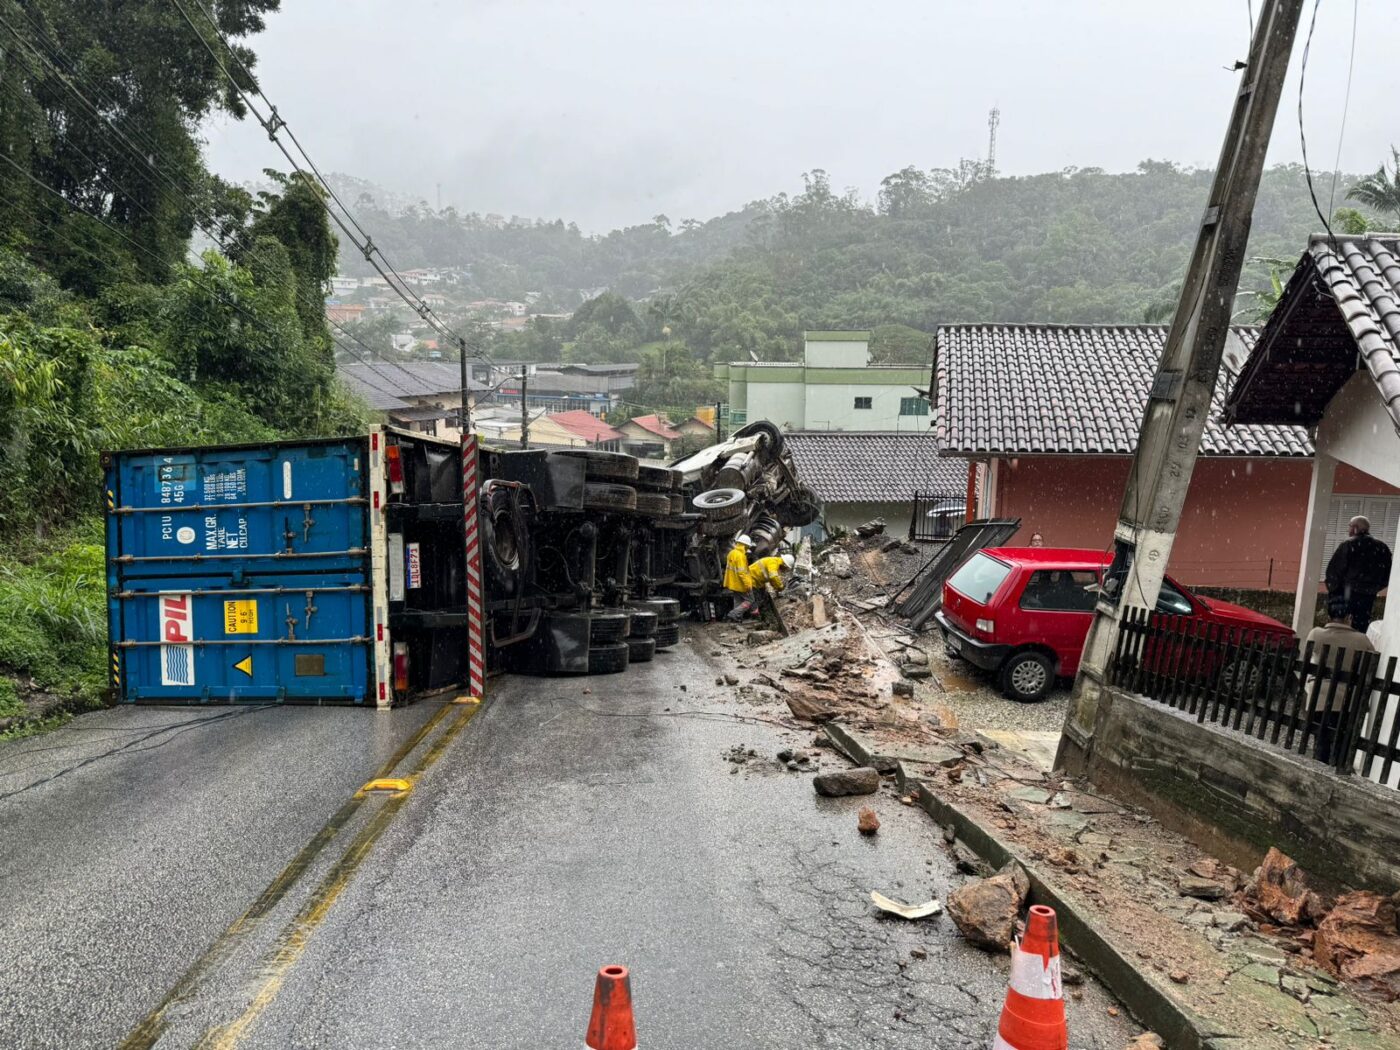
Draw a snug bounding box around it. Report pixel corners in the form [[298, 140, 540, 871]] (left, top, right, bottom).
[[582, 482, 637, 512], [633, 491, 672, 517], [626, 609, 659, 637], [653, 623, 681, 650], [635, 597, 681, 624], [625, 636, 657, 663], [588, 642, 630, 675], [999, 650, 1055, 703], [556, 449, 639, 482], [636, 465, 680, 492], [701, 516, 742, 537], [481, 483, 528, 597], [589, 610, 631, 644], [693, 488, 745, 517], [734, 419, 784, 454]]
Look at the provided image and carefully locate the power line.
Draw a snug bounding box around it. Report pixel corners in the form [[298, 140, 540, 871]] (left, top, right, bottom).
[[1297, 0, 1337, 250], [1327, 0, 1359, 220], [167, 0, 487, 362]]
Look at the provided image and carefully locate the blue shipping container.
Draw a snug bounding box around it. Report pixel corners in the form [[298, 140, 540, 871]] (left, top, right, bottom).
[[105, 438, 375, 704]]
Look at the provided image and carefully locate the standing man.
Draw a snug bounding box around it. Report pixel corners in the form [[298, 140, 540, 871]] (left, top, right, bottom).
[[1304, 595, 1377, 762], [723, 533, 754, 621], [1326, 516, 1392, 632]]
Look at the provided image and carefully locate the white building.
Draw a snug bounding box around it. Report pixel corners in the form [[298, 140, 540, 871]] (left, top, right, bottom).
[[717, 331, 929, 432]]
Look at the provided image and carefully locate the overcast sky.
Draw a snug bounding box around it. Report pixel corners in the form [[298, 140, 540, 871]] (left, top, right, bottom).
[[203, 1, 1398, 232]]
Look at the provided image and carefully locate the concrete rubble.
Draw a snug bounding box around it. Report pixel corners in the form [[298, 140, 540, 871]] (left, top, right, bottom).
[[699, 533, 1400, 1048]]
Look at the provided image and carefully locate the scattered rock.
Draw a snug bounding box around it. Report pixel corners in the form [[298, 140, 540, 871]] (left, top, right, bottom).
[[812, 767, 881, 797], [1313, 890, 1400, 998], [946, 862, 1030, 951], [902, 665, 932, 680], [858, 807, 880, 835], [1244, 848, 1328, 926], [1214, 910, 1251, 932], [854, 518, 886, 538], [715, 676, 725, 686], [723, 674, 739, 686], [722, 745, 759, 764], [892, 681, 915, 698], [1062, 963, 1084, 986], [747, 630, 781, 645], [1123, 1034, 1161, 1050], [1178, 875, 1231, 901], [950, 839, 993, 877], [825, 551, 853, 579], [777, 748, 795, 763], [880, 537, 903, 553], [903, 646, 928, 666], [910, 947, 927, 960], [1169, 970, 1190, 984]]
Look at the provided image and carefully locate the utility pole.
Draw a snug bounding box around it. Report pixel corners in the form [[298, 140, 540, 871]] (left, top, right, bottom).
[[1056, 0, 1304, 774], [519, 370, 530, 449], [457, 336, 472, 437], [714, 402, 724, 444]]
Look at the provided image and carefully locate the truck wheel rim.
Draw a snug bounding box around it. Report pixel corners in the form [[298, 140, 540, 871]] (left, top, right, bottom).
[[1012, 661, 1046, 695]]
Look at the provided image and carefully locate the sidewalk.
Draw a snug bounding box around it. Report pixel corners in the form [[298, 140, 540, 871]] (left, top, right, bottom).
[[707, 585, 1400, 1050]]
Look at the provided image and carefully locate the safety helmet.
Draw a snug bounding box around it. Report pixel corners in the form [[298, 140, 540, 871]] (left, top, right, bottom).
[[736, 534, 753, 546], [781, 554, 795, 570]]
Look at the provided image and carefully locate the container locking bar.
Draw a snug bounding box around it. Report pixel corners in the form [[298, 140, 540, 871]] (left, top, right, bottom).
[[112, 497, 367, 515], [115, 548, 367, 564], [115, 637, 368, 648], [115, 585, 369, 600]]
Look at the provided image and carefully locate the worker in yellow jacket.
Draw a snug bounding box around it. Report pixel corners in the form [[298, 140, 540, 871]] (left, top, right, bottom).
[[722, 534, 753, 620], [727, 550, 794, 620]]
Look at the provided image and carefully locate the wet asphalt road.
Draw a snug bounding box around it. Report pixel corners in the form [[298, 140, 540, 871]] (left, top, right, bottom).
[[1, 636, 1136, 1049]]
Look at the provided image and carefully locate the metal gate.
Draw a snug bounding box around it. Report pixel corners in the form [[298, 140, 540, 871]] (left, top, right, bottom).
[[909, 492, 968, 543]]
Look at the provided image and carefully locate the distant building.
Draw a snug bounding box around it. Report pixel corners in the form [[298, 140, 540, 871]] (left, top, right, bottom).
[[329, 276, 359, 296], [524, 410, 623, 451], [336, 359, 484, 442], [616, 413, 681, 460], [325, 303, 365, 325], [717, 331, 929, 433], [675, 415, 716, 441]]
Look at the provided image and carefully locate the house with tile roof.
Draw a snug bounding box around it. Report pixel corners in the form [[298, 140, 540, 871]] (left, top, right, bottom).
[[932, 323, 1394, 592], [525, 409, 623, 450], [336, 360, 485, 440], [785, 432, 969, 539], [1224, 234, 1400, 656], [616, 413, 681, 459]]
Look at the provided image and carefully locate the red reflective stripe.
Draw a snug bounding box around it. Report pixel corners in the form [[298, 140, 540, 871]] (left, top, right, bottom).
[[461, 434, 485, 698], [377, 623, 384, 642], [373, 491, 380, 510]]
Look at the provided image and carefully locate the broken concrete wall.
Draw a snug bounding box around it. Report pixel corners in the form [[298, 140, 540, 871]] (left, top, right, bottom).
[[1085, 689, 1400, 894]]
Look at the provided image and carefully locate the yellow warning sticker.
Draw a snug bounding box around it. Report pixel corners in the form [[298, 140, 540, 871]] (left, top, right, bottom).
[[233, 655, 253, 677], [223, 600, 258, 635]]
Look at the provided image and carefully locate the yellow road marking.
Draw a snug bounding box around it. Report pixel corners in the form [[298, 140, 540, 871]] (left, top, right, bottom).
[[117, 702, 461, 1050], [194, 702, 482, 1049]]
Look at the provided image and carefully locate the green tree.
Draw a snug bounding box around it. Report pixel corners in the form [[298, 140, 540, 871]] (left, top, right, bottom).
[[1347, 147, 1400, 223]]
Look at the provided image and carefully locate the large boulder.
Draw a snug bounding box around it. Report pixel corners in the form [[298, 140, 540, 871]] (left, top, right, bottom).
[[1243, 848, 1327, 926], [812, 767, 880, 797], [1314, 891, 1400, 1000], [947, 862, 1031, 951]]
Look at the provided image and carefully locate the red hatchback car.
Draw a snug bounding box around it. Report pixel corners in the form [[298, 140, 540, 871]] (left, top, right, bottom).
[[934, 547, 1294, 702]]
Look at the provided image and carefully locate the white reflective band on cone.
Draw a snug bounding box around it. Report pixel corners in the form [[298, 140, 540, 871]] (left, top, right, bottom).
[[1007, 943, 1062, 1000], [992, 1034, 1017, 1050]]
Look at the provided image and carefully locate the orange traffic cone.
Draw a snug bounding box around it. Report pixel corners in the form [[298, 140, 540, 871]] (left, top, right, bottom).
[[992, 905, 1068, 1050], [586, 965, 637, 1050]]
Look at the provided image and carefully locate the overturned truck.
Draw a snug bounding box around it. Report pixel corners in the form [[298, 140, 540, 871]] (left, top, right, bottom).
[[103, 421, 816, 706]]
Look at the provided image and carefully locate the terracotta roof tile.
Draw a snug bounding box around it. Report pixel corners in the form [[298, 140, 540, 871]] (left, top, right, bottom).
[[784, 431, 967, 503]]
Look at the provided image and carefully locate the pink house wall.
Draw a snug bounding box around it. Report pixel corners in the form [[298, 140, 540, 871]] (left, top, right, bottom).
[[990, 457, 1397, 591]]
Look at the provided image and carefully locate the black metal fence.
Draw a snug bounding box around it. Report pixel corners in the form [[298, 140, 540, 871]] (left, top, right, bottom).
[[909, 492, 967, 542], [1109, 606, 1400, 784]]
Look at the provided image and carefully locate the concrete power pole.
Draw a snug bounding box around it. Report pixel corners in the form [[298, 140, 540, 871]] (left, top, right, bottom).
[[1056, 0, 1305, 774], [519, 371, 530, 449], [458, 336, 472, 436]]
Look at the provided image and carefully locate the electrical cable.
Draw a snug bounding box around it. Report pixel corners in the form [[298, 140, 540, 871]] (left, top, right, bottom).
[[1327, 0, 1359, 221], [167, 0, 489, 363], [1298, 0, 1338, 253]]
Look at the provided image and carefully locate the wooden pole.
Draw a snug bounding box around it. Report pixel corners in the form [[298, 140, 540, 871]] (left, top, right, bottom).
[[1057, 0, 1306, 775]]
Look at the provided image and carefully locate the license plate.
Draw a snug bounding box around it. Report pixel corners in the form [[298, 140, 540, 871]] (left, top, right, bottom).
[[946, 633, 962, 654]]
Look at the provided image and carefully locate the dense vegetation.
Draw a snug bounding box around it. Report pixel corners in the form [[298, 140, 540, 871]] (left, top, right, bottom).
[[351, 162, 1393, 371], [0, 0, 364, 732]]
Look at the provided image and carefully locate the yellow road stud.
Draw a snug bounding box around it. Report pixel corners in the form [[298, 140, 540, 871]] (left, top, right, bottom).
[[360, 778, 412, 794]]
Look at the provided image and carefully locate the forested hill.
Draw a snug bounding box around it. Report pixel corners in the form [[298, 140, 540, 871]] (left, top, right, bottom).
[[333, 161, 1371, 362]]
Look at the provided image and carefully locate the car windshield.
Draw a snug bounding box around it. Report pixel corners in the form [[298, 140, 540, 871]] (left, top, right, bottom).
[[947, 552, 1013, 605], [1156, 579, 1193, 615]]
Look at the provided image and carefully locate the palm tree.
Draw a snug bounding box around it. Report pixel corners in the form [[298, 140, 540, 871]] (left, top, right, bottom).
[[1347, 147, 1400, 221]]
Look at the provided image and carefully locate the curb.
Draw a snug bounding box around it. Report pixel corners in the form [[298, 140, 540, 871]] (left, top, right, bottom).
[[823, 721, 1216, 1050]]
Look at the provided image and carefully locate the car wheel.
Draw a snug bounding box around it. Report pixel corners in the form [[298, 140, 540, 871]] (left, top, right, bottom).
[[999, 650, 1054, 703], [733, 420, 784, 454], [582, 482, 637, 512], [587, 642, 630, 675], [1219, 657, 1263, 699]]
